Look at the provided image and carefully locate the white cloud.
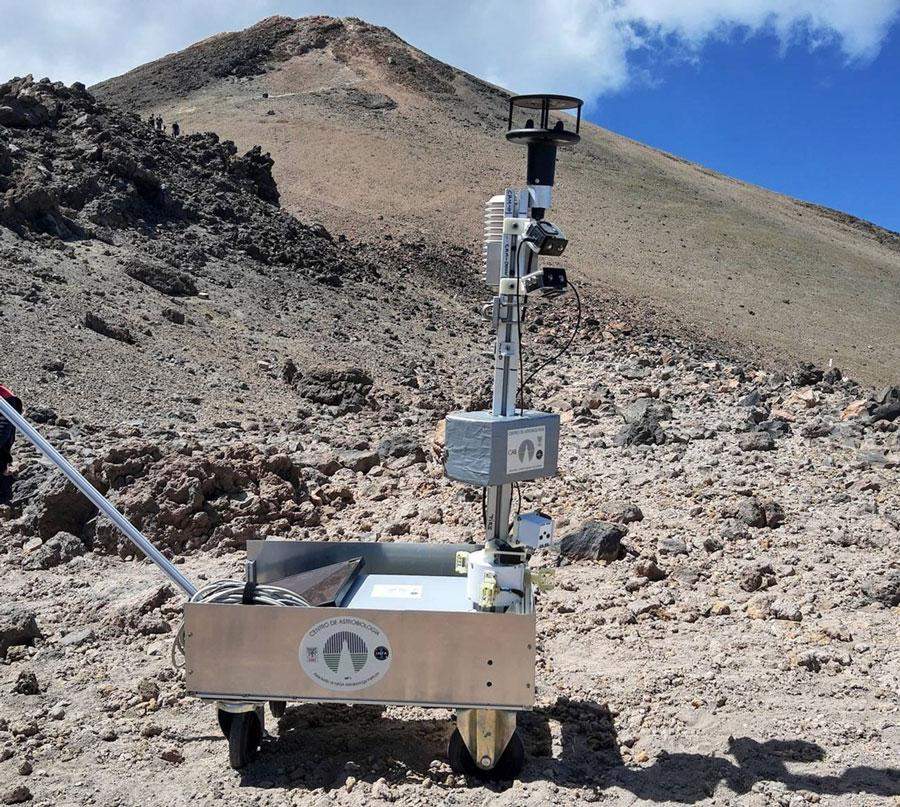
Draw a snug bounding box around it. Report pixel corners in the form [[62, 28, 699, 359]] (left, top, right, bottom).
[[443, 0, 900, 99], [0, 0, 897, 102]]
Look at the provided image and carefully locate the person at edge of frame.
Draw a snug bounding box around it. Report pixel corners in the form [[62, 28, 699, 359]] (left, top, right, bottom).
[[0, 384, 23, 501]]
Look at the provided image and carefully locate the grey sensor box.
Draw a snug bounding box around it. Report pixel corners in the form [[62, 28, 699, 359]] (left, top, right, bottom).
[[443, 410, 560, 486]]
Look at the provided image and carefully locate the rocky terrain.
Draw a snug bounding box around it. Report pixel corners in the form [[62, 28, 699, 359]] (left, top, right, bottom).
[[91, 15, 900, 387], [1, 62, 899, 807]]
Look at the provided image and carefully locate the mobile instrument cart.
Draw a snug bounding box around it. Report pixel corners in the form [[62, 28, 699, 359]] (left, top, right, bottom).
[[0, 93, 582, 780]]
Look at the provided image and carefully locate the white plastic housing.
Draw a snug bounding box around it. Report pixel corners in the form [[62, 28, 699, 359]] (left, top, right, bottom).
[[465, 548, 525, 610], [512, 512, 555, 550]]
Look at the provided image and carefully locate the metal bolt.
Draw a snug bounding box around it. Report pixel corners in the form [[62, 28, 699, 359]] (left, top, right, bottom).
[[480, 755, 493, 768]]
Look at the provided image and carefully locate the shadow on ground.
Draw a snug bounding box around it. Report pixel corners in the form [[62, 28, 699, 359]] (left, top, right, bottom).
[[521, 698, 900, 802], [232, 699, 900, 803]]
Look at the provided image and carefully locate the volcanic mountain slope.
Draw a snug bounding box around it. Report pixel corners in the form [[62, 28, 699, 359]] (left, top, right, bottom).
[[92, 15, 900, 386], [0, 73, 481, 426]]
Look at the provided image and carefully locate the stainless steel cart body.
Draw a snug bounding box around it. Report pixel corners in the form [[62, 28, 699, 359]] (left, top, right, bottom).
[[184, 540, 535, 710]]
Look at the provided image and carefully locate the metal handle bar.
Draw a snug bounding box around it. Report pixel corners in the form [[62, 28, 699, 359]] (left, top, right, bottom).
[[0, 395, 197, 597]]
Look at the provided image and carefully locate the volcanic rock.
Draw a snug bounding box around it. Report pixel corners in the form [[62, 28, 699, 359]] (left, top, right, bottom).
[[559, 521, 626, 562], [12, 671, 40, 695], [24, 475, 98, 539], [860, 570, 900, 607], [0, 606, 41, 658], [613, 415, 666, 447], [598, 501, 644, 524], [22, 531, 85, 570], [377, 434, 426, 463], [294, 367, 373, 410], [84, 312, 135, 344], [739, 432, 775, 452], [619, 398, 672, 424], [124, 258, 198, 296]]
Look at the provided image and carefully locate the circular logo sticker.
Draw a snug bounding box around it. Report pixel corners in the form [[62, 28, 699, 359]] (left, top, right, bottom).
[[299, 616, 392, 691]]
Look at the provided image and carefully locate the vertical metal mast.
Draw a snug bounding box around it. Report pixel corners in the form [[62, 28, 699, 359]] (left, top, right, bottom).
[[443, 93, 582, 611], [485, 189, 525, 546]]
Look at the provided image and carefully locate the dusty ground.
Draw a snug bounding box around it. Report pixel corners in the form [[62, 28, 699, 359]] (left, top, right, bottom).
[[1, 288, 898, 805], [92, 16, 900, 386], [1, 61, 899, 807]]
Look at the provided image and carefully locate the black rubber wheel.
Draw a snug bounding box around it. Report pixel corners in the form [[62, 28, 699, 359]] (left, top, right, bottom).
[[448, 727, 525, 781], [269, 700, 286, 719], [227, 711, 262, 770], [217, 709, 233, 738]]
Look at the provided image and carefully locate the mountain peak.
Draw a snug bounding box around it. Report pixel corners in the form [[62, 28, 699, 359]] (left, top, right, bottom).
[[91, 15, 457, 111]]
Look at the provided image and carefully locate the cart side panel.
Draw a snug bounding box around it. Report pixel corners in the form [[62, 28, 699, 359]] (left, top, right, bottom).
[[184, 603, 535, 709]]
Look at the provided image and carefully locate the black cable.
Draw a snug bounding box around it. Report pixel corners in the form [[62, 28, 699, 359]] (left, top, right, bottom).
[[520, 281, 582, 408], [507, 482, 522, 533], [516, 249, 534, 415], [484, 483, 522, 533]]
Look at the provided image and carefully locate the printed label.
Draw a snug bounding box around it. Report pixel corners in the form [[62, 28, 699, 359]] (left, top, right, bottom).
[[371, 584, 423, 599], [299, 616, 391, 691], [507, 425, 547, 473]]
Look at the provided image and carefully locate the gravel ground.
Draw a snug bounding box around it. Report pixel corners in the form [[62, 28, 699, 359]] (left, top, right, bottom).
[[1, 318, 898, 807]]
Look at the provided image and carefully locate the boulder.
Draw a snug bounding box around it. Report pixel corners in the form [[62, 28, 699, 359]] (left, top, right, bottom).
[[24, 475, 97, 539], [762, 500, 786, 529], [870, 386, 900, 423], [791, 362, 824, 386], [125, 258, 198, 296], [22, 531, 85, 570], [723, 498, 766, 529], [739, 432, 775, 452], [613, 415, 666, 447], [338, 449, 380, 473], [84, 312, 135, 344], [228, 144, 280, 204], [0, 94, 51, 128], [559, 521, 626, 562], [294, 367, 373, 411], [0, 606, 41, 658], [106, 584, 174, 636], [860, 570, 900, 607], [619, 398, 672, 425], [12, 671, 40, 695], [377, 434, 426, 463], [598, 501, 644, 524]]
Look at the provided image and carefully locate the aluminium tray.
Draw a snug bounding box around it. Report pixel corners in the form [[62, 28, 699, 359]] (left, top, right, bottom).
[[183, 540, 536, 709]]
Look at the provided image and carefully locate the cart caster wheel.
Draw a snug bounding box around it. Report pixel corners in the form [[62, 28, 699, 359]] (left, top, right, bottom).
[[269, 700, 286, 719], [227, 711, 262, 770], [217, 708, 233, 738], [448, 727, 525, 781]]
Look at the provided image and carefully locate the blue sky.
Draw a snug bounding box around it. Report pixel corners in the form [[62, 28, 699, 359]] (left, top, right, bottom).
[[598, 25, 900, 231], [2, 1, 899, 230]]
